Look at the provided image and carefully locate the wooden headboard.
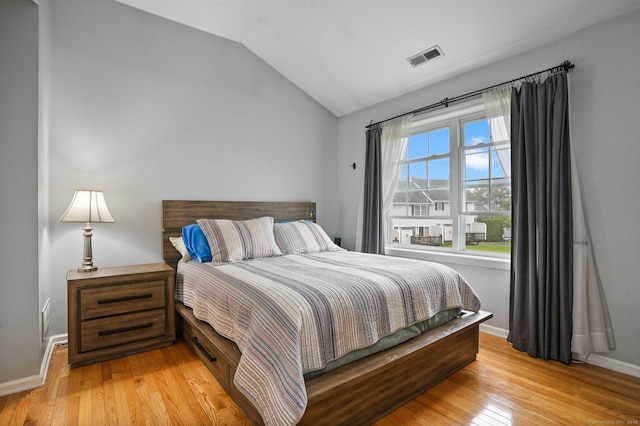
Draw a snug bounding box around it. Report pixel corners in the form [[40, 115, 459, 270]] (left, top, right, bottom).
[[162, 200, 316, 268]]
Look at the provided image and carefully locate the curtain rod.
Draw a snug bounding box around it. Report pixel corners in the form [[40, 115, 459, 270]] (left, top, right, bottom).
[[366, 60, 574, 129]]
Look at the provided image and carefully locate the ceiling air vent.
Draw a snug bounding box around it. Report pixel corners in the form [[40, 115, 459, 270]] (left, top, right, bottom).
[[407, 45, 444, 68]]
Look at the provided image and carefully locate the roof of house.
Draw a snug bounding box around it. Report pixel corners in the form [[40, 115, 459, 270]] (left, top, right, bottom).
[[394, 177, 449, 204]]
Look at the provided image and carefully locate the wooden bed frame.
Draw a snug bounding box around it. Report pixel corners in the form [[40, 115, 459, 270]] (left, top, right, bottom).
[[162, 200, 492, 425]]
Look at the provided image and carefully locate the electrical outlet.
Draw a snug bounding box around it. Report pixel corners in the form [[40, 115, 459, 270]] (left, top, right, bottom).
[[42, 298, 50, 341]]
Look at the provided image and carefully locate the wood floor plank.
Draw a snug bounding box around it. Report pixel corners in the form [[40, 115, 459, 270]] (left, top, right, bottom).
[[161, 346, 225, 423], [119, 355, 144, 426], [149, 346, 209, 425], [127, 353, 158, 425], [23, 376, 47, 425], [1, 334, 639, 425], [99, 361, 118, 426], [0, 392, 27, 425], [77, 365, 93, 425], [65, 361, 82, 426], [38, 342, 67, 426], [168, 340, 251, 424], [135, 350, 171, 424], [148, 390, 170, 426], [166, 341, 228, 424], [50, 376, 69, 426]]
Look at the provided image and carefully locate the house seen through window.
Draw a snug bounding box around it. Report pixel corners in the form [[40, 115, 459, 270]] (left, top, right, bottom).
[[389, 102, 512, 255]]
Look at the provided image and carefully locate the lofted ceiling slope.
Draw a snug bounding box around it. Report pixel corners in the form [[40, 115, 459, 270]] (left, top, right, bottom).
[[114, 0, 640, 117]]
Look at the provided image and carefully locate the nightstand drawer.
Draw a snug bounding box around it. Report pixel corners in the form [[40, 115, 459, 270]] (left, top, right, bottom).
[[80, 309, 166, 352], [80, 280, 166, 320]]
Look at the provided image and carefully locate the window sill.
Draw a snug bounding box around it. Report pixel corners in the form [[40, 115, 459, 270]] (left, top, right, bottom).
[[385, 246, 510, 271]]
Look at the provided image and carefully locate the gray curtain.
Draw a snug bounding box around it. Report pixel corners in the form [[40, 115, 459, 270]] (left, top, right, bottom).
[[509, 71, 573, 364], [362, 125, 384, 254]]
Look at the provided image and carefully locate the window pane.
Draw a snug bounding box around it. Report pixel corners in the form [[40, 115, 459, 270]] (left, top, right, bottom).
[[391, 125, 452, 249], [463, 179, 511, 213], [465, 148, 489, 180], [462, 215, 511, 254], [393, 166, 407, 217], [491, 144, 511, 179], [427, 187, 449, 213], [392, 192, 407, 216], [407, 190, 429, 216], [408, 133, 427, 159], [464, 120, 490, 146], [429, 128, 449, 155], [428, 158, 449, 185], [408, 162, 426, 189], [490, 180, 511, 212], [463, 181, 488, 213], [399, 164, 407, 182], [489, 116, 509, 143]]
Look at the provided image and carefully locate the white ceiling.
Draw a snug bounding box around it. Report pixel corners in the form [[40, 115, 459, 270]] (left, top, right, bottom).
[[115, 0, 640, 117]]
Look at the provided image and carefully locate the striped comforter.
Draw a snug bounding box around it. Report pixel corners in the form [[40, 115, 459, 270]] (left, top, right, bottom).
[[176, 251, 481, 426]]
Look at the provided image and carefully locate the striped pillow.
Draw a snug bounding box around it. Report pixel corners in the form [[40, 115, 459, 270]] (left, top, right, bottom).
[[196, 216, 282, 264], [274, 220, 343, 254]]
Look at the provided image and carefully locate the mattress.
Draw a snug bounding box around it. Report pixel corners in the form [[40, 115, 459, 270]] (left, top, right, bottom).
[[176, 250, 481, 426]]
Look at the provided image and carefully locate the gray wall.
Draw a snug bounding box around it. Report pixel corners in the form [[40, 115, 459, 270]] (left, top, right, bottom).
[[44, 0, 338, 337], [337, 10, 640, 366], [0, 0, 41, 382], [38, 0, 53, 360]]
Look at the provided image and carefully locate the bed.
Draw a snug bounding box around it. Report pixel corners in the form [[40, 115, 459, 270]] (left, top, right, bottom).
[[162, 200, 492, 425]]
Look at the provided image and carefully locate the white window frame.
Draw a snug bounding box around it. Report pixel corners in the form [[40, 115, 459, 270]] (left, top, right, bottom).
[[386, 99, 510, 263]]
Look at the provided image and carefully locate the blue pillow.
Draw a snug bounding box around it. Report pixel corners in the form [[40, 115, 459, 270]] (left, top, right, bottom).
[[181, 224, 212, 262]]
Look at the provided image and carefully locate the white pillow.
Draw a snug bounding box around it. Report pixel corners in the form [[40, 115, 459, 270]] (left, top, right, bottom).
[[169, 236, 191, 262]]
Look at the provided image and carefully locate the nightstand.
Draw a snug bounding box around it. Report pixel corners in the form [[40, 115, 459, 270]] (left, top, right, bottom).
[[67, 263, 175, 367]]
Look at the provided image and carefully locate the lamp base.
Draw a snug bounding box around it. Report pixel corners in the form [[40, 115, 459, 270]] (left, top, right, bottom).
[[78, 224, 98, 273]]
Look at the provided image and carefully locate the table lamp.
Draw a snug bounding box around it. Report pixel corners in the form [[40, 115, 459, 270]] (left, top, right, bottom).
[[59, 190, 115, 272]]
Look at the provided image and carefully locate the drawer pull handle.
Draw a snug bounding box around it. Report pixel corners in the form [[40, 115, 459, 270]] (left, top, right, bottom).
[[98, 322, 153, 336], [191, 336, 217, 362], [97, 293, 153, 304]]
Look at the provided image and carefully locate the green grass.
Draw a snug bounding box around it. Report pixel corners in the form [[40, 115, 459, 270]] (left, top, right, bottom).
[[439, 242, 511, 254], [465, 242, 511, 253]]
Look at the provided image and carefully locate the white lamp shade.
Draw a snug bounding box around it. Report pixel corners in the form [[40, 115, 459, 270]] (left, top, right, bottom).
[[59, 190, 115, 223]]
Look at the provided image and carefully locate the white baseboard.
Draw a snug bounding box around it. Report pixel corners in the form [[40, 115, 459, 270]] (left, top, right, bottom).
[[479, 325, 640, 379], [480, 323, 509, 339], [575, 353, 640, 378], [0, 333, 68, 397]]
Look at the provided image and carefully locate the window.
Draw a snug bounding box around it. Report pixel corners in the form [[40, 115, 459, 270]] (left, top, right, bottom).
[[389, 101, 511, 256]]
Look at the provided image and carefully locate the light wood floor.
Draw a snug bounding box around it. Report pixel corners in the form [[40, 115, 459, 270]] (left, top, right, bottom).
[[1, 333, 639, 425]]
